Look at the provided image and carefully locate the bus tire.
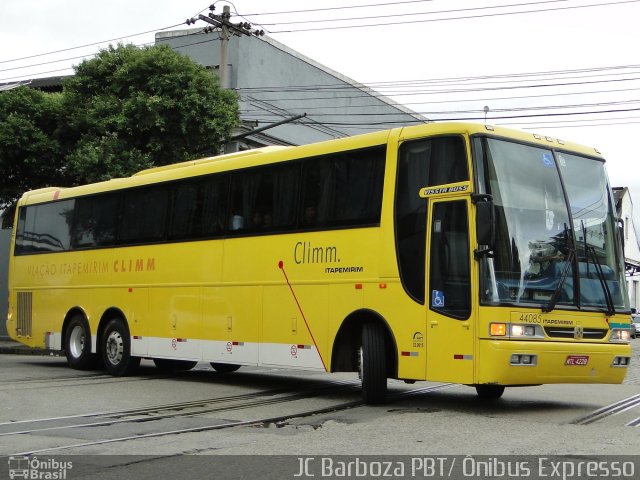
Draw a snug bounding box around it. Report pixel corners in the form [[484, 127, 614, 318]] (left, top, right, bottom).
[[360, 322, 387, 404], [101, 318, 140, 376], [475, 385, 505, 400], [153, 359, 198, 371], [210, 362, 241, 373], [64, 315, 98, 370]]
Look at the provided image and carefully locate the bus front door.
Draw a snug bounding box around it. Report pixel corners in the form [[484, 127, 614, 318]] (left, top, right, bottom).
[[425, 198, 475, 384]]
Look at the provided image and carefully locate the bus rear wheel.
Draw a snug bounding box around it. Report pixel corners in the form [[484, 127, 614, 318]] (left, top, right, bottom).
[[475, 385, 505, 400], [101, 318, 140, 376], [359, 322, 387, 404], [153, 359, 198, 371], [210, 362, 241, 373], [64, 315, 98, 370]]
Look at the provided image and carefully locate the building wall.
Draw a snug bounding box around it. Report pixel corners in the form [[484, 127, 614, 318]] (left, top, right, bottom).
[[615, 187, 640, 312], [156, 29, 424, 147]]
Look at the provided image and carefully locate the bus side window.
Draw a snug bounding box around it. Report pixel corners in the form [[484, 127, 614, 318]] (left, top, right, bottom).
[[118, 186, 168, 244], [229, 164, 299, 235], [168, 175, 228, 240], [395, 136, 468, 304], [73, 194, 118, 248], [15, 200, 75, 254], [300, 147, 385, 229]]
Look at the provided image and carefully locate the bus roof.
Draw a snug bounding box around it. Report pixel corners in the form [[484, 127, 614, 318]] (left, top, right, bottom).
[[17, 122, 605, 206]]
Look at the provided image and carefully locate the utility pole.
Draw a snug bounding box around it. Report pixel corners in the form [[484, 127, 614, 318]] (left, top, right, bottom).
[[187, 4, 264, 89]]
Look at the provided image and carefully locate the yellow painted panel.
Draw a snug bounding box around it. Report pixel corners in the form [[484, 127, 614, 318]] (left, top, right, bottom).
[[202, 286, 260, 344]]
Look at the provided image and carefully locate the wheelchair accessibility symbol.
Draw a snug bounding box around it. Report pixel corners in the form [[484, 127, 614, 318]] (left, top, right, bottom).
[[432, 290, 445, 308]]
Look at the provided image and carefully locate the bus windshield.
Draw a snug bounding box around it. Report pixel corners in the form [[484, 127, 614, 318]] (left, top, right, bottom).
[[478, 137, 628, 312]]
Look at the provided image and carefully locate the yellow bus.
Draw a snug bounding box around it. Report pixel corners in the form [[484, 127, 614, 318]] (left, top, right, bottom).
[[7, 122, 633, 403]]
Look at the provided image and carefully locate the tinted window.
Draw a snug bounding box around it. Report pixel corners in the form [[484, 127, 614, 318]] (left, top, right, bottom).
[[300, 147, 385, 229], [15, 200, 75, 254], [429, 201, 471, 319], [14, 145, 389, 255], [169, 175, 229, 240], [73, 194, 118, 248], [118, 186, 167, 243], [229, 163, 299, 234], [395, 136, 468, 303]]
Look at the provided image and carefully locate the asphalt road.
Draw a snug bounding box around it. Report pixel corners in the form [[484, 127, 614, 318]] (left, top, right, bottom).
[[1, 340, 639, 479]]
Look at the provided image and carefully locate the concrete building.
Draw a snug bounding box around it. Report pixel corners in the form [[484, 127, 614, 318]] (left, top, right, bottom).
[[613, 187, 640, 312], [155, 28, 426, 151]]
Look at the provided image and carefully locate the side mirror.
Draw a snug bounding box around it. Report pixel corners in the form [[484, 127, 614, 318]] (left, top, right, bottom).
[[475, 200, 495, 247], [617, 217, 625, 252]]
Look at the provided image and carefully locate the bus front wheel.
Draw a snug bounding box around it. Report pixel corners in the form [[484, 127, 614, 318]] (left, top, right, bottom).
[[101, 318, 140, 376], [359, 322, 387, 404], [64, 315, 98, 370]]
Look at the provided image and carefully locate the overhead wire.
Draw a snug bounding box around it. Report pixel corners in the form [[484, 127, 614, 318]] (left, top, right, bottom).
[[3, 0, 638, 73], [255, 0, 571, 26], [2, 0, 639, 132], [267, 0, 640, 33]]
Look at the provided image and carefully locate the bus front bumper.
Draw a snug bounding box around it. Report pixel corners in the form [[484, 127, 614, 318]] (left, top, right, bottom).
[[477, 339, 631, 385]]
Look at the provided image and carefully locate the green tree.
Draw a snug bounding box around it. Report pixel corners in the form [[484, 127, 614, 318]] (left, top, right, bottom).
[[0, 87, 64, 209], [62, 43, 239, 183]]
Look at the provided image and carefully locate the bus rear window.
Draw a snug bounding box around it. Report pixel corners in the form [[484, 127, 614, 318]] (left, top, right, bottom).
[[15, 200, 75, 254]]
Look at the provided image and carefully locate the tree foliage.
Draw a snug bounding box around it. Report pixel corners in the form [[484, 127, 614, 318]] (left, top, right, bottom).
[[0, 43, 239, 211], [0, 87, 63, 208]]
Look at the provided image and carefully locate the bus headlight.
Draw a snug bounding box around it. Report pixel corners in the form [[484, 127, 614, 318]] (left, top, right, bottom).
[[490, 323, 543, 338], [510, 324, 537, 337], [609, 329, 630, 343]]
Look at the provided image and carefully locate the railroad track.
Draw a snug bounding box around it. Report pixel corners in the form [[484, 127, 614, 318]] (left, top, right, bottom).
[[569, 392, 640, 427], [6, 382, 456, 456]]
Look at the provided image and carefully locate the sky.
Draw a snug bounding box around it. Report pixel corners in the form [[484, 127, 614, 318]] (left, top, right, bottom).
[[1, 0, 640, 225]]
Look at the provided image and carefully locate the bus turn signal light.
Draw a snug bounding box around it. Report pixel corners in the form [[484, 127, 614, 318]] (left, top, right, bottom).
[[490, 323, 507, 336]]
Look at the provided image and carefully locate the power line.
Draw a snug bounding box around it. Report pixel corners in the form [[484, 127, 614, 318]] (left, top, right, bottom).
[[239, 98, 640, 117], [233, 85, 640, 116], [4, 1, 640, 138], [257, 0, 570, 26], [3, 1, 636, 73], [0, 29, 220, 83], [233, 76, 640, 106], [242, 0, 439, 17], [240, 105, 640, 126], [232, 62, 640, 92], [0, 23, 185, 65], [268, 0, 640, 33]]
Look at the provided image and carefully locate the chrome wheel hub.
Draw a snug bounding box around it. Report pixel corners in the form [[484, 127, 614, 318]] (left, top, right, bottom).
[[106, 331, 124, 366], [69, 325, 86, 359]]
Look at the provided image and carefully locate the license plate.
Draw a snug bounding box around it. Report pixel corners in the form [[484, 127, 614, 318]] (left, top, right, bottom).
[[565, 355, 589, 366]]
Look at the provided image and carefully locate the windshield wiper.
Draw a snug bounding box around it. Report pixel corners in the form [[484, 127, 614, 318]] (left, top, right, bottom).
[[578, 220, 616, 315], [543, 223, 576, 313], [587, 245, 616, 316], [542, 249, 575, 313]]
